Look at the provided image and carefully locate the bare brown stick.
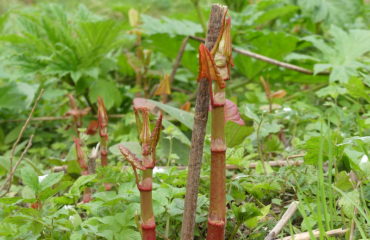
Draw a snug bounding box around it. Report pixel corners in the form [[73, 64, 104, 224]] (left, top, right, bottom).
[[181, 4, 226, 240], [0, 114, 124, 123], [0, 135, 34, 197], [265, 201, 299, 240], [170, 36, 190, 84], [280, 228, 348, 240], [189, 35, 330, 76], [8, 89, 44, 172], [52, 165, 68, 172]]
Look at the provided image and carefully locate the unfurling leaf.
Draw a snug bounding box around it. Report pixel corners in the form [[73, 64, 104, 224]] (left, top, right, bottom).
[[128, 8, 140, 27], [154, 74, 171, 96], [119, 145, 146, 170], [180, 101, 191, 112], [212, 16, 233, 81], [224, 99, 244, 125], [270, 90, 287, 99], [73, 137, 88, 174], [197, 44, 224, 88], [86, 120, 98, 135], [133, 98, 156, 111], [97, 97, 108, 139]]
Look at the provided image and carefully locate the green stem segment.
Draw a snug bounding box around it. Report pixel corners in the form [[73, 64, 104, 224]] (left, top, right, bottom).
[[139, 168, 156, 240], [207, 103, 226, 240]]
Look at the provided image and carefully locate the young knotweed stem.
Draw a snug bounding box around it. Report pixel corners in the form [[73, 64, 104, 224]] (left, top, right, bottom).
[[74, 137, 92, 203], [204, 11, 232, 240], [120, 100, 162, 240], [66, 94, 90, 137], [97, 97, 111, 190]]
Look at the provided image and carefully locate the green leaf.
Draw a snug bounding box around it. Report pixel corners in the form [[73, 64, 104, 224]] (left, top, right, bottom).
[[39, 172, 64, 191], [345, 77, 370, 102], [69, 174, 96, 196], [297, 0, 363, 26], [338, 189, 360, 218], [225, 121, 253, 148], [335, 171, 353, 191], [256, 5, 299, 24], [141, 15, 202, 37], [110, 142, 142, 158], [315, 85, 347, 99], [147, 99, 194, 129], [89, 79, 122, 109], [21, 167, 39, 193], [235, 31, 298, 79], [306, 26, 370, 83]]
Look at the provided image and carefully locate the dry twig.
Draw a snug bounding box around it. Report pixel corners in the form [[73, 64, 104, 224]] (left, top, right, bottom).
[[8, 89, 44, 171], [265, 201, 299, 240], [188, 35, 330, 76], [280, 228, 348, 240]]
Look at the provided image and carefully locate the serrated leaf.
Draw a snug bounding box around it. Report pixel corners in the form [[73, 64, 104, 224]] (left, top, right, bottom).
[[306, 26, 370, 83], [69, 174, 96, 196], [141, 15, 202, 37], [147, 99, 194, 129], [89, 80, 122, 110], [21, 167, 39, 193], [226, 121, 253, 148], [39, 172, 64, 191]]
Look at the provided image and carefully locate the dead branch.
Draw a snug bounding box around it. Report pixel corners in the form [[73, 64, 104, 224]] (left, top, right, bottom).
[[280, 228, 348, 240], [189, 35, 330, 76], [8, 89, 44, 172], [170, 36, 190, 84]]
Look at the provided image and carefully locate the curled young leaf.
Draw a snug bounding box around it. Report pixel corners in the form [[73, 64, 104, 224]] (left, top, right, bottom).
[[73, 137, 88, 172], [180, 101, 191, 112], [212, 16, 233, 81], [119, 145, 146, 170], [271, 90, 287, 99], [86, 120, 98, 135], [154, 74, 171, 96], [97, 97, 108, 139], [133, 98, 156, 111], [197, 44, 224, 88], [224, 99, 244, 126]]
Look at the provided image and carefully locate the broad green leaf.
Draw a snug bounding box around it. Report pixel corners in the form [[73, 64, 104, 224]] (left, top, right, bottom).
[[338, 189, 360, 218], [21, 167, 39, 193], [147, 100, 194, 129], [256, 5, 299, 24], [225, 121, 253, 148], [110, 142, 142, 158], [89, 79, 122, 109], [162, 120, 190, 146], [345, 77, 370, 102], [305, 26, 370, 83], [315, 85, 347, 99], [141, 15, 202, 37], [297, 0, 363, 26], [39, 172, 64, 191], [69, 174, 96, 196], [235, 31, 298, 79]]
